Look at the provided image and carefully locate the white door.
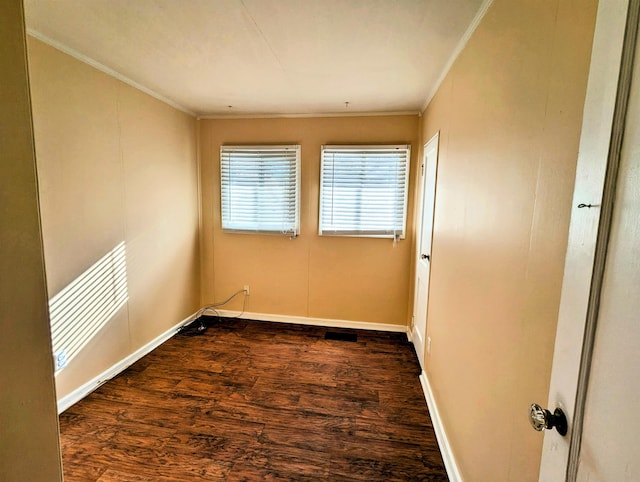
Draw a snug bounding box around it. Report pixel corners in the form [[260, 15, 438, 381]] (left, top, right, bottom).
[[538, 1, 638, 479], [574, 35, 640, 480], [412, 133, 439, 368]]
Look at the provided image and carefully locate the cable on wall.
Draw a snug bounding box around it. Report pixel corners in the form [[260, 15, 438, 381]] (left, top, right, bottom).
[[177, 289, 247, 336]]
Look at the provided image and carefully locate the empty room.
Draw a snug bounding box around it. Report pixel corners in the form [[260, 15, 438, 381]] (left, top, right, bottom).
[[3, 0, 640, 480]]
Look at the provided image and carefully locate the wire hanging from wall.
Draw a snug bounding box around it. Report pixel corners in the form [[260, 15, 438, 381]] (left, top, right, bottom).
[[177, 289, 247, 336]]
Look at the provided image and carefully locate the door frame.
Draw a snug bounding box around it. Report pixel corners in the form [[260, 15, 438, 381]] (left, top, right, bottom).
[[411, 132, 439, 366], [539, 0, 639, 479]]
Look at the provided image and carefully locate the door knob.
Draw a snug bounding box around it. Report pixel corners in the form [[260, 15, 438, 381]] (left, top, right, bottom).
[[529, 403, 568, 436], [421, 254, 430, 261]]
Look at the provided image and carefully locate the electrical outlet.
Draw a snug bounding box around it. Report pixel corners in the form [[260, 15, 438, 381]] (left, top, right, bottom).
[[243, 285, 250, 295], [427, 336, 431, 355], [54, 349, 67, 370]]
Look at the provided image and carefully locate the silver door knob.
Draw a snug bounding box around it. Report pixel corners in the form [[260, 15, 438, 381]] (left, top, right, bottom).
[[529, 403, 568, 436]]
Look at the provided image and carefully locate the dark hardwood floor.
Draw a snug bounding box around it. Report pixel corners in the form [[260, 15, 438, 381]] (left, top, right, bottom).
[[58, 318, 448, 481]]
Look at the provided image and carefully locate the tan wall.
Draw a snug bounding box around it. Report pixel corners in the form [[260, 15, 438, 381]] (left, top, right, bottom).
[[27, 38, 201, 400], [417, 0, 597, 480], [200, 116, 419, 325], [0, 1, 63, 480]]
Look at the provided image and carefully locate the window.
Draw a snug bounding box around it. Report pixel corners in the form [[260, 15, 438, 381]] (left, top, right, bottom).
[[220, 145, 300, 236], [319, 145, 410, 238]]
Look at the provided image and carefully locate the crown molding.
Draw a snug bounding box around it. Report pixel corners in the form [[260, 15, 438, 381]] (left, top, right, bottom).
[[420, 0, 494, 113], [197, 110, 420, 120], [27, 28, 196, 117]]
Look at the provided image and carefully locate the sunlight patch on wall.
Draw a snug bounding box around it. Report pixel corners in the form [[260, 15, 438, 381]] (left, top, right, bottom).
[[49, 242, 129, 372]]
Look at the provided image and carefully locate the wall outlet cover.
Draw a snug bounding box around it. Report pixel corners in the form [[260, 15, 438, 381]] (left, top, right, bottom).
[[54, 349, 67, 370]]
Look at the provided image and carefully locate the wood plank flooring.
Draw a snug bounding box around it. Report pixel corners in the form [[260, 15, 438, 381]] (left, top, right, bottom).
[[58, 318, 448, 481]]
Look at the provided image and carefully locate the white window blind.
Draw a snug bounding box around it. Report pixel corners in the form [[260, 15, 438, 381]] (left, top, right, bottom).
[[319, 145, 410, 238], [220, 145, 300, 236]]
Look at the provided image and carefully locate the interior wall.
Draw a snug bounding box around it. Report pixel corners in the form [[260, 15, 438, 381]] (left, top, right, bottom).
[[199, 116, 419, 326], [0, 1, 63, 480], [418, 0, 598, 480], [27, 37, 201, 400]]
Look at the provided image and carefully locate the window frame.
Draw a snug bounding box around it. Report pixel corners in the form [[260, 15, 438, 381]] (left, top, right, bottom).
[[318, 144, 411, 239], [220, 145, 301, 237]]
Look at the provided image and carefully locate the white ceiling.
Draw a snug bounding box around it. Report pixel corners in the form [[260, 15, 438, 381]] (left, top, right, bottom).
[[24, 0, 486, 117]]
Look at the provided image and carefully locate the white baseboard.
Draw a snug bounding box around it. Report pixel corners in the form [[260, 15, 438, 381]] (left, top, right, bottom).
[[56, 311, 198, 414], [419, 370, 463, 482], [216, 309, 407, 333]]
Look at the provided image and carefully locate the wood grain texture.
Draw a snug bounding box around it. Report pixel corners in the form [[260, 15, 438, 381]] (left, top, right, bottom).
[[59, 319, 448, 481]]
